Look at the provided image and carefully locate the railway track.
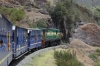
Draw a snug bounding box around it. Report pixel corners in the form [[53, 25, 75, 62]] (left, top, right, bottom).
[[9, 44, 68, 66]]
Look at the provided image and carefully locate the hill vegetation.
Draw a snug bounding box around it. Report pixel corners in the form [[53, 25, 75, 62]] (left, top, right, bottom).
[[0, 0, 100, 42], [73, 0, 100, 8], [48, 0, 99, 42], [54, 50, 82, 66], [91, 6, 100, 18], [0, 6, 24, 24]]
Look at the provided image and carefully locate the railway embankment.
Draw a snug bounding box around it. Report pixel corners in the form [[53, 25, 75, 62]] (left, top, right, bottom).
[[11, 23, 100, 66], [16, 39, 100, 66], [16, 45, 68, 66]]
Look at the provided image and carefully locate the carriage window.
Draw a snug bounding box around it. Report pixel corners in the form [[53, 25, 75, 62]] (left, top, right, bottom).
[[0, 39, 3, 46]]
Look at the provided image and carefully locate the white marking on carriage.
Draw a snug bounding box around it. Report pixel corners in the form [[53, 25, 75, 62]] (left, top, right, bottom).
[[16, 46, 27, 51], [31, 42, 41, 46]]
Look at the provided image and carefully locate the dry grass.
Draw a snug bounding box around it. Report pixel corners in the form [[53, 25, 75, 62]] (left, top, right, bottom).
[[69, 39, 100, 66], [25, 39, 100, 66], [25, 48, 66, 66]]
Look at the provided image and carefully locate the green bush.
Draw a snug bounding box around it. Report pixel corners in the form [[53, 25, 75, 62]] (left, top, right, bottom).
[[0, 6, 24, 21], [96, 48, 100, 52], [10, 8, 24, 21], [96, 61, 100, 66], [91, 6, 100, 19], [36, 19, 47, 28], [96, 48, 100, 56], [89, 53, 98, 61], [54, 50, 82, 66]]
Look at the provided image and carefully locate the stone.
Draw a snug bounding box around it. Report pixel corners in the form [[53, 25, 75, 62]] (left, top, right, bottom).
[[38, 9, 49, 15], [9, 0, 20, 5], [2, 2, 14, 8], [73, 23, 100, 46]]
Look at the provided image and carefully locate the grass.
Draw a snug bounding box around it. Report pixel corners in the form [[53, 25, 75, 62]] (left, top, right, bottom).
[[96, 61, 100, 66], [89, 48, 100, 61], [89, 53, 98, 62], [26, 48, 83, 66], [89, 48, 100, 66], [25, 50, 56, 66]]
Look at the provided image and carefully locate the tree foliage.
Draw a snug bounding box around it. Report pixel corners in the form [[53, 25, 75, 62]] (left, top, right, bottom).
[[49, 0, 75, 41], [91, 6, 100, 18], [50, 1, 68, 28]]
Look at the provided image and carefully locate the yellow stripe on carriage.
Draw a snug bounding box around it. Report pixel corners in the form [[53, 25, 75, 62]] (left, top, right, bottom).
[[0, 52, 12, 64]]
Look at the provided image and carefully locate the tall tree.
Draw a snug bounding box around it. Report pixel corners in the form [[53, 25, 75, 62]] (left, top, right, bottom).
[[50, 1, 68, 28], [49, 0, 73, 41]]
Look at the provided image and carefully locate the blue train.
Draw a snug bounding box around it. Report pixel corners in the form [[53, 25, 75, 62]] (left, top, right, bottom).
[[0, 13, 61, 66]]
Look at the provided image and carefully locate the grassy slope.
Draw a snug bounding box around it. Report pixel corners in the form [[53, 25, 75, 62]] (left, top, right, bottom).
[[25, 48, 67, 66], [0, 0, 98, 28], [73, 0, 100, 8], [25, 50, 56, 66], [74, 3, 97, 23]]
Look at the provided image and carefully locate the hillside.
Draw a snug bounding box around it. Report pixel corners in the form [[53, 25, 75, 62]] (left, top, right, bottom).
[[0, 0, 100, 41], [0, 0, 53, 28], [73, 0, 100, 8]]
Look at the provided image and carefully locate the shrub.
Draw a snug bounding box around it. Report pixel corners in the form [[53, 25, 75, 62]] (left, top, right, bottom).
[[96, 48, 100, 56], [0, 6, 24, 21], [91, 6, 100, 19], [89, 53, 98, 61], [29, 23, 37, 28], [36, 19, 47, 28], [10, 8, 24, 21], [54, 50, 82, 66], [96, 48, 100, 52], [96, 61, 100, 66]]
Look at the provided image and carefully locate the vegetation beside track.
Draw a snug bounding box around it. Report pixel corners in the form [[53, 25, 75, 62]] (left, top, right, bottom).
[[25, 50, 56, 66], [54, 50, 82, 66], [26, 48, 82, 66], [89, 48, 100, 66]]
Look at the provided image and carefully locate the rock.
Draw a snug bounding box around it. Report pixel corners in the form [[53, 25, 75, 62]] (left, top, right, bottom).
[[73, 23, 100, 46], [25, 0, 33, 6], [0, 2, 2, 6], [38, 9, 49, 15], [34, 0, 47, 8], [16, 0, 26, 5], [9, 0, 20, 5], [2, 2, 14, 8], [25, 6, 32, 12]]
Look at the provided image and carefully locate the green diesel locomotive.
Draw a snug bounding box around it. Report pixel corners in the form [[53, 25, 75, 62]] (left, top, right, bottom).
[[40, 28, 61, 47]]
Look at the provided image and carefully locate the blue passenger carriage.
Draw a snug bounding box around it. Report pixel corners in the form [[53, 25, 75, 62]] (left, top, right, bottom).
[[0, 14, 13, 66], [0, 12, 61, 66], [27, 28, 42, 50], [12, 26, 28, 59]]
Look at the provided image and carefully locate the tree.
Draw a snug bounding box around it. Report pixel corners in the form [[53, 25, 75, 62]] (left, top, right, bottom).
[[49, 1, 70, 41], [50, 1, 68, 28], [49, 0, 76, 42]]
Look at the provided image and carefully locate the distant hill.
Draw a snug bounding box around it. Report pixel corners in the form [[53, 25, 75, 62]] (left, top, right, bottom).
[[73, 0, 100, 8]]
